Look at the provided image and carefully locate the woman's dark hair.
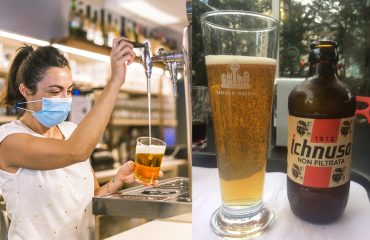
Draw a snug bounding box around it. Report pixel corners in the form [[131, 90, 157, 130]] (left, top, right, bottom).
[[0, 45, 69, 106]]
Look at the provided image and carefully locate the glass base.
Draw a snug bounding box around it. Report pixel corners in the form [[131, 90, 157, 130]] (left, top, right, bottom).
[[210, 201, 275, 239]]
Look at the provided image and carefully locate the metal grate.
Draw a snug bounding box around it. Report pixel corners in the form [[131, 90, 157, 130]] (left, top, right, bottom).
[[93, 177, 191, 218], [157, 180, 189, 190], [117, 178, 189, 202], [118, 194, 168, 201]]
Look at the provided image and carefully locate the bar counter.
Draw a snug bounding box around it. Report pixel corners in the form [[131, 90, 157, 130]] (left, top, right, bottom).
[[193, 166, 370, 240], [104, 213, 191, 240]]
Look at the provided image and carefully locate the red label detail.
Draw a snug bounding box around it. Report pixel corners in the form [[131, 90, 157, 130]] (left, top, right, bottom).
[[311, 119, 340, 143], [303, 166, 332, 188]]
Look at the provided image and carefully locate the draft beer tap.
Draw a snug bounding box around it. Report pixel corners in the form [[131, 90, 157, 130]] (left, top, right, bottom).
[[130, 40, 184, 98], [128, 0, 192, 200], [150, 48, 184, 98]]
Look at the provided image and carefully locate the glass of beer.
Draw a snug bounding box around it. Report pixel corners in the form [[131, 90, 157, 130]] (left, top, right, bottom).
[[201, 11, 279, 238], [134, 137, 166, 185]]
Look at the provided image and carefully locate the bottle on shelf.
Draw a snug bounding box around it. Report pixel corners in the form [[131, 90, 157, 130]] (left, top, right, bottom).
[[100, 9, 107, 46], [142, 27, 148, 41], [93, 9, 104, 46], [158, 32, 167, 49], [77, 1, 85, 39], [119, 142, 128, 164], [170, 39, 178, 50], [127, 128, 139, 161], [124, 20, 130, 41], [125, 20, 136, 42], [68, 0, 79, 37], [85, 5, 94, 41], [113, 17, 121, 40], [132, 22, 138, 43], [120, 17, 126, 38], [106, 13, 115, 48], [149, 30, 162, 53], [136, 24, 146, 44]]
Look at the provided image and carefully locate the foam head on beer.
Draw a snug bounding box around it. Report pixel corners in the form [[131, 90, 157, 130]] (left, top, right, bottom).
[[205, 55, 277, 65], [136, 144, 166, 154]]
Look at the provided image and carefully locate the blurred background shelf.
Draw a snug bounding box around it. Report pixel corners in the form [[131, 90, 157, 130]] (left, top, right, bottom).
[[0, 116, 177, 127], [110, 118, 177, 127], [0, 116, 17, 124], [0, 68, 7, 78], [52, 37, 110, 55]]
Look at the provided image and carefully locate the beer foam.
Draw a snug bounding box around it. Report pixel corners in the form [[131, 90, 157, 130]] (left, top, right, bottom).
[[205, 55, 276, 65], [136, 144, 166, 154]]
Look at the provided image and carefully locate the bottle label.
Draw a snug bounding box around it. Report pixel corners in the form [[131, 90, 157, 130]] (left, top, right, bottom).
[[287, 116, 354, 188]]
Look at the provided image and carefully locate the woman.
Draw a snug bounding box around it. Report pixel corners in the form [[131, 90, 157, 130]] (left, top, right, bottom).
[[0, 38, 143, 239]]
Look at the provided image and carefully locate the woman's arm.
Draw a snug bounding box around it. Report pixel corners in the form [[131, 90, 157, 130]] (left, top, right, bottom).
[[0, 38, 135, 170]]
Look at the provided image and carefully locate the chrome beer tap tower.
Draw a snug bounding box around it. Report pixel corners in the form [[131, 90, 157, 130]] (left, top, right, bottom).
[[92, 0, 192, 219], [140, 38, 185, 99], [140, 0, 192, 193]]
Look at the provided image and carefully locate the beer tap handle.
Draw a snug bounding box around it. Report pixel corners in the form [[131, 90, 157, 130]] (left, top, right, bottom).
[[142, 42, 153, 86], [126, 40, 146, 48]]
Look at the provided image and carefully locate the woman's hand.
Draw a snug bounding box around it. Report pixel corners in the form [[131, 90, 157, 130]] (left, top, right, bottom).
[[110, 37, 136, 86], [116, 160, 136, 184], [116, 160, 163, 187]]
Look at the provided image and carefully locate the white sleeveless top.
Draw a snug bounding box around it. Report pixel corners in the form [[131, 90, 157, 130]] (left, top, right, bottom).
[[0, 120, 95, 240]]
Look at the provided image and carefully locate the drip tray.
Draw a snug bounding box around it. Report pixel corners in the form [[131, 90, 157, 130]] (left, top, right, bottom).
[[93, 177, 191, 219]]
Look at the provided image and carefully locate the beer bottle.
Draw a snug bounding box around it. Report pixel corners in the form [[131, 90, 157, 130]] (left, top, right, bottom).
[[287, 41, 356, 223]]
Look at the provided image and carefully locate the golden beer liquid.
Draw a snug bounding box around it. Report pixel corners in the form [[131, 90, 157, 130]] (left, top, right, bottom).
[[205, 55, 276, 206], [134, 149, 164, 184]]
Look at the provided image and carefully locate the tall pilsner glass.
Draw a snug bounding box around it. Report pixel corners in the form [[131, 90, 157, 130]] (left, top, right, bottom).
[[201, 11, 279, 238]]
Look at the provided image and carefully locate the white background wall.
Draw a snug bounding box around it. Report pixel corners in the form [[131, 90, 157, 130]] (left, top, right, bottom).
[[0, 0, 69, 40]]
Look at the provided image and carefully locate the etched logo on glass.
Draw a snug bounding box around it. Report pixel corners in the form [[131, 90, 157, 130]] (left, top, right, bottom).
[[221, 63, 251, 90]]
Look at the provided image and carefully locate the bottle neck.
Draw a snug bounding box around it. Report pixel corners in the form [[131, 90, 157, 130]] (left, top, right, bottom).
[[309, 61, 337, 79]]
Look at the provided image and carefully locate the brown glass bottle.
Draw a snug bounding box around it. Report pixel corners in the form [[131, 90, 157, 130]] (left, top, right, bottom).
[[287, 41, 356, 223]]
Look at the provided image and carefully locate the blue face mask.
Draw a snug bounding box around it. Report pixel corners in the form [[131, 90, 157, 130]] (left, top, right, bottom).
[[16, 97, 72, 128]]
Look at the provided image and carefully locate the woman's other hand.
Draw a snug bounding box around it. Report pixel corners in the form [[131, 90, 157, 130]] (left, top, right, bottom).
[[116, 160, 135, 184], [116, 160, 163, 187]]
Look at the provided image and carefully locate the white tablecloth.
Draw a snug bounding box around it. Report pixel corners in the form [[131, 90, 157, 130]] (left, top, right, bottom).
[[105, 217, 192, 240], [193, 167, 370, 240]]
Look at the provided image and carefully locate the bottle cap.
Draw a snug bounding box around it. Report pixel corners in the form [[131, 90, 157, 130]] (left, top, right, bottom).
[[309, 40, 338, 63]]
